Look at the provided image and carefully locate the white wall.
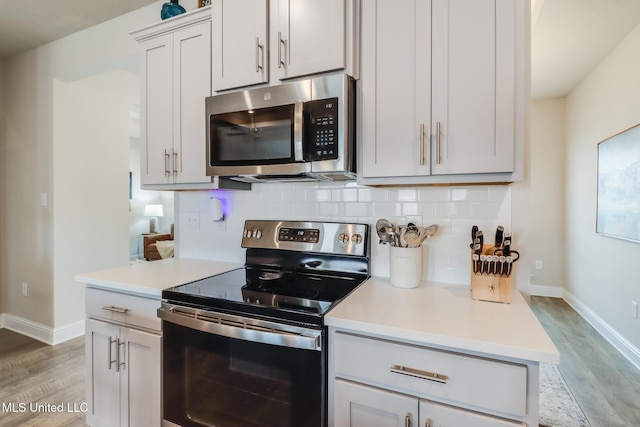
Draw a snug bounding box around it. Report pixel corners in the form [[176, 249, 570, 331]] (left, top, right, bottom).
[[529, 98, 566, 294], [0, 1, 167, 337], [52, 70, 138, 328], [175, 183, 514, 286], [564, 22, 640, 359]]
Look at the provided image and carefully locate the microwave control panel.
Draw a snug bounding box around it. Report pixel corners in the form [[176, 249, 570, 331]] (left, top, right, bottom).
[[306, 97, 339, 161]]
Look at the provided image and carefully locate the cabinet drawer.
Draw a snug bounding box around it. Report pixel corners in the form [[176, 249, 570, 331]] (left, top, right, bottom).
[[86, 287, 161, 332], [333, 332, 527, 417]]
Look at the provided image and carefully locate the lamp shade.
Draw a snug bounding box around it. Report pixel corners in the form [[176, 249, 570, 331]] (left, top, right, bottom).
[[144, 204, 164, 217]]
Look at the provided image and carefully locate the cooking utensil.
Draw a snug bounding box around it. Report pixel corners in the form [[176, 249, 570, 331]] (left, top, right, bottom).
[[376, 218, 396, 245]]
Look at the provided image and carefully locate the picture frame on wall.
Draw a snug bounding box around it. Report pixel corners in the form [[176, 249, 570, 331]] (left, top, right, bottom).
[[198, 0, 211, 7], [596, 123, 640, 243]]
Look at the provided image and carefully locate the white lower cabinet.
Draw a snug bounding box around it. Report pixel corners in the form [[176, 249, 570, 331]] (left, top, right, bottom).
[[330, 330, 530, 426], [335, 380, 525, 427], [335, 379, 418, 426], [84, 288, 161, 427], [420, 400, 525, 427]]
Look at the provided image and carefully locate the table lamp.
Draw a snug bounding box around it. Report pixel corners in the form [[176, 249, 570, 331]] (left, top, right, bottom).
[[144, 204, 164, 233]]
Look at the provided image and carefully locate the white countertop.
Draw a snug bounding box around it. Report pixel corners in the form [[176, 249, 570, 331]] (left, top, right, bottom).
[[75, 258, 243, 298], [326, 277, 560, 364]]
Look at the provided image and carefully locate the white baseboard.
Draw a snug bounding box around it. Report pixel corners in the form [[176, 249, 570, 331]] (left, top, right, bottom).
[[530, 285, 564, 298], [563, 291, 640, 371], [0, 313, 85, 345]]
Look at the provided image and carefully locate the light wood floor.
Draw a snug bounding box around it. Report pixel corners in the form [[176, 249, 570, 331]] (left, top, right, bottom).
[[530, 296, 640, 427], [1, 299, 639, 427], [0, 329, 86, 427]]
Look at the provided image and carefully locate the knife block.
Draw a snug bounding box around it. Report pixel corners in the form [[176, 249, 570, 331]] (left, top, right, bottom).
[[470, 245, 512, 303]]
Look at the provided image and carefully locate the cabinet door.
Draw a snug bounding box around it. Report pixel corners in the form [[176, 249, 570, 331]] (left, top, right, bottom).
[[140, 34, 173, 185], [120, 328, 161, 427], [272, 0, 345, 80], [420, 400, 526, 427], [212, 0, 268, 91], [431, 0, 516, 175], [173, 21, 213, 184], [334, 379, 418, 427], [360, 0, 432, 178], [85, 319, 121, 427]]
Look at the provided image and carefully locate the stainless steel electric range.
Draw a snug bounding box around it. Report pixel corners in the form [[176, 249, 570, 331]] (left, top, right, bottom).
[[158, 220, 370, 427]]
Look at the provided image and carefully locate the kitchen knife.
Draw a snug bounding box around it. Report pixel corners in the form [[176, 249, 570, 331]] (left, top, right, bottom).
[[470, 225, 478, 248], [502, 239, 511, 257], [473, 243, 482, 274], [494, 226, 504, 248], [492, 255, 500, 275], [476, 230, 484, 250]]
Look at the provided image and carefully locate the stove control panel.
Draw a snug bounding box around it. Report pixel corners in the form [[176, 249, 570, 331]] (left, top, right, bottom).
[[242, 220, 369, 256]]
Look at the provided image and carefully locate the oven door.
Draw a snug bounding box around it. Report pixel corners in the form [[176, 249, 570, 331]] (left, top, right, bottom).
[[158, 304, 325, 427]]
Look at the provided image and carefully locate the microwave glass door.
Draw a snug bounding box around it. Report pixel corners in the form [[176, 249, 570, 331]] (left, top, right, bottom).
[[210, 105, 296, 166]]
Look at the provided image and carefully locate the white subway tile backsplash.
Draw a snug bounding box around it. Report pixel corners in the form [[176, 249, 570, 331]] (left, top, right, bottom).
[[176, 182, 512, 286]]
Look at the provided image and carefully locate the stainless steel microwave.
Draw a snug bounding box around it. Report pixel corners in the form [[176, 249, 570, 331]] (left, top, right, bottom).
[[205, 74, 356, 183]]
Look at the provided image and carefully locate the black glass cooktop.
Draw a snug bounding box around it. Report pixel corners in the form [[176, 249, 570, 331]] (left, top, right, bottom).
[[162, 267, 365, 325]]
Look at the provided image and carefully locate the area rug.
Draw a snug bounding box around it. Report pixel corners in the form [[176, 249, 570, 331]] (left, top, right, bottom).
[[539, 363, 591, 427]]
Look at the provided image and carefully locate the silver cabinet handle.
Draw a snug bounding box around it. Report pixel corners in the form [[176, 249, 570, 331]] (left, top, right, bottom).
[[419, 124, 426, 166], [255, 37, 264, 72], [390, 364, 448, 384], [278, 32, 286, 68], [108, 336, 117, 370], [163, 149, 170, 176], [173, 150, 178, 175], [425, 419, 432, 427], [435, 121, 441, 165], [102, 305, 129, 314], [117, 338, 126, 372], [405, 414, 411, 427]]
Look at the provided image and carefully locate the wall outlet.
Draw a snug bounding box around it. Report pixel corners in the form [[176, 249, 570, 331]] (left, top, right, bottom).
[[406, 216, 423, 226], [21, 282, 28, 297], [632, 301, 638, 320], [535, 260, 543, 270], [184, 211, 200, 230]]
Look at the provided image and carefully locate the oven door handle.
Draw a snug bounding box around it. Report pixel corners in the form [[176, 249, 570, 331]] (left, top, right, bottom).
[[158, 306, 322, 351]]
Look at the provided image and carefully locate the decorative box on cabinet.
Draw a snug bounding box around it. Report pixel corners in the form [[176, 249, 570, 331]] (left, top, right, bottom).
[[132, 8, 249, 191], [84, 287, 161, 427], [358, 0, 528, 185], [211, 0, 359, 92]]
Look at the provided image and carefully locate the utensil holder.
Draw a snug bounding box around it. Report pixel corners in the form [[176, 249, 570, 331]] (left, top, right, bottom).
[[390, 246, 422, 289], [470, 244, 513, 303]]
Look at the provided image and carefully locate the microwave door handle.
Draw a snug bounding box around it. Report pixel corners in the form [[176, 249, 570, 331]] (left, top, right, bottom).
[[293, 101, 304, 162]]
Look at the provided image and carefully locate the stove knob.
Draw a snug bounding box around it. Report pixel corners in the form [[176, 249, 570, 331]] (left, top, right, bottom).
[[243, 228, 251, 238], [351, 234, 363, 244], [256, 299, 262, 305], [255, 229, 263, 239], [338, 233, 349, 244]]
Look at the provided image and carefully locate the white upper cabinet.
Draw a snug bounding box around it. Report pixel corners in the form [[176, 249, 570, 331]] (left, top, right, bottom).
[[359, 0, 526, 185], [212, 0, 357, 92], [271, 0, 345, 81], [430, 0, 516, 176], [360, 0, 432, 179], [212, 0, 268, 90], [133, 8, 250, 190]]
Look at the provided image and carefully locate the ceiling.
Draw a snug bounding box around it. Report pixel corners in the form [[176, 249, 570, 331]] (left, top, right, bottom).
[[0, 0, 158, 60], [1, 0, 640, 100]]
